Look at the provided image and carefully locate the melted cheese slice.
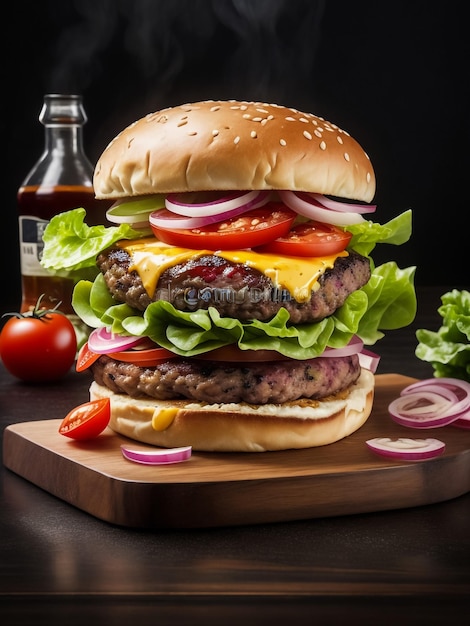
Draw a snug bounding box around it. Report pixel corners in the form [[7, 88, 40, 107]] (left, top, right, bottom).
[[118, 238, 347, 303]]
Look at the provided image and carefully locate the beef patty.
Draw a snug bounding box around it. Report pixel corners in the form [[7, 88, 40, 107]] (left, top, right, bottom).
[[96, 248, 370, 323], [91, 353, 361, 404]]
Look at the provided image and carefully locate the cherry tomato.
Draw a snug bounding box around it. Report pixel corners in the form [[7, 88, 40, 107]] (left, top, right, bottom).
[[256, 221, 352, 257], [0, 303, 77, 382], [150, 202, 296, 249], [59, 398, 111, 440]]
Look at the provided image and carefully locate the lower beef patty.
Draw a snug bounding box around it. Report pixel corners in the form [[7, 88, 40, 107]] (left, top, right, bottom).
[[97, 248, 371, 324], [91, 354, 361, 404]]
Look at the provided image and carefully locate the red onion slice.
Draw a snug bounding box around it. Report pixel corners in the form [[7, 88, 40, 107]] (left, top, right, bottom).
[[321, 335, 364, 358], [388, 377, 470, 428], [121, 445, 192, 465], [279, 190, 366, 225], [310, 193, 376, 214], [366, 437, 445, 461], [358, 348, 380, 373], [165, 190, 270, 217], [88, 327, 145, 354]]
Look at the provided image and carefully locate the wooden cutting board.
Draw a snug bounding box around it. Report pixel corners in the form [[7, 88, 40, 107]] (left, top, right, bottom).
[[3, 374, 470, 529]]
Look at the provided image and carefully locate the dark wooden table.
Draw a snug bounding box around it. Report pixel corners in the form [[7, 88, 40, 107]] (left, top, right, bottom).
[[1, 286, 469, 625]]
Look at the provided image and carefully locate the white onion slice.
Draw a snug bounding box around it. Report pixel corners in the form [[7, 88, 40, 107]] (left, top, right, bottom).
[[121, 445, 192, 465], [366, 437, 445, 461], [165, 190, 269, 217], [88, 327, 145, 355], [388, 377, 470, 428], [279, 190, 366, 225], [310, 193, 376, 214]]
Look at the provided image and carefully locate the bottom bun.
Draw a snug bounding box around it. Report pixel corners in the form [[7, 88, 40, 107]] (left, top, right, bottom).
[[90, 369, 375, 452]]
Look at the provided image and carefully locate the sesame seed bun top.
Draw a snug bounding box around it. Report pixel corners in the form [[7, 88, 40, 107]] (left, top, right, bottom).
[[93, 100, 376, 202]]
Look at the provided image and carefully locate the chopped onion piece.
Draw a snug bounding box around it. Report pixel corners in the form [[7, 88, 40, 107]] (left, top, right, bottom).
[[279, 190, 366, 225], [88, 327, 145, 355], [121, 445, 192, 465], [358, 348, 380, 373], [166, 190, 270, 217], [366, 437, 445, 461]]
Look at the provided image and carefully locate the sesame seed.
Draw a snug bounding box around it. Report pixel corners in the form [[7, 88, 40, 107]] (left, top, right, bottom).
[[188, 131, 197, 136], [256, 108, 269, 114], [243, 114, 251, 119], [234, 136, 240, 144], [285, 116, 296, 122], [252, 117, 262, 122], [210, 106, 220, 112], [177, 120, 188, 127], [336, 136, 344, 145], [366, 172, 371, 183], [261, 118, 268, 126], [344, 152, 350, 161], [299, 117, 309, 123], [240, 105, 248, 110], [303, 130, 312, 140], [314, 129, 322, 138], [280, 138, 287, 146], [251, 130, 257, 138], [320, 141, 327, 150], [212, 130, 219, 137]]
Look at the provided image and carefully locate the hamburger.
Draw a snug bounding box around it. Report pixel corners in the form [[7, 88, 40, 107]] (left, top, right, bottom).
[[41, 100, 416, 452]]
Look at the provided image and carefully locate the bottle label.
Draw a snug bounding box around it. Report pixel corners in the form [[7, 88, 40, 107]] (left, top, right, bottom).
[[19, 216, 50, 276]]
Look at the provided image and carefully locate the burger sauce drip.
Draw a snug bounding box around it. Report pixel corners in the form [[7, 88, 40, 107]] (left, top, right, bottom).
[[17, 95, 110, 318]]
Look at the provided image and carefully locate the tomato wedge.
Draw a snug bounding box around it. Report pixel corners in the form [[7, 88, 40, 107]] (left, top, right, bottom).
[[150, 202, 296, 249], [255, 221, 352, 257], [59, 398, 111, 440]]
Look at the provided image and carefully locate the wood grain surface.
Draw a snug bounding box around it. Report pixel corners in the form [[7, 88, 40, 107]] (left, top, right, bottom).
[[3, 374, 470, 529]]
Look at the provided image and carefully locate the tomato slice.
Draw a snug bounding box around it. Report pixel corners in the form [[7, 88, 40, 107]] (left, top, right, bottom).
[[194, 344, 293, 362], [108, 346, 178, 366], [59, 398, 111, 440], [255, 221, 352, 257], [150, 202, 296, 249]]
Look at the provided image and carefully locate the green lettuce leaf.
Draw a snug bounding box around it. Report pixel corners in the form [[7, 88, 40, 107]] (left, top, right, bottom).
[[416, 289, 470, 381], [41, 208, 148, 274]]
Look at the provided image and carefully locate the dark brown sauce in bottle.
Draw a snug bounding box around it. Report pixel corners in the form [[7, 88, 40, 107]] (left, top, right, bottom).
[[17, 95, 109, 320]]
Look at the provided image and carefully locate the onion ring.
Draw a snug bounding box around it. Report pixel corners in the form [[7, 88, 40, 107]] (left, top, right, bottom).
[[366, 437, 445, 461], [388, 377, 470, 428], [310, 193, 376, 214], [165, 190, 270, 218], [279, 190, 366, 225], [88, 327, 146, 355], [121, 445, 192, 465]]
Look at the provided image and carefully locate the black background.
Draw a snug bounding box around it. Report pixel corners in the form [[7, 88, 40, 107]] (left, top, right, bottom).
[[2, 0, 468, 314]]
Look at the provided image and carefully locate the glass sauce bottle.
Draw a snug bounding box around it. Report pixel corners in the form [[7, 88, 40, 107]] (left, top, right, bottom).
[[17, 94, 108, 318]]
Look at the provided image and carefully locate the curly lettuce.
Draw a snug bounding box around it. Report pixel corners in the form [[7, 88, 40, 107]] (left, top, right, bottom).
[[416, 289, 470, 381]]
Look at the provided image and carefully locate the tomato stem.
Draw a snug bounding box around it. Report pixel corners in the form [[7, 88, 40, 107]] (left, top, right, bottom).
[[1, 294, 67, 321]]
